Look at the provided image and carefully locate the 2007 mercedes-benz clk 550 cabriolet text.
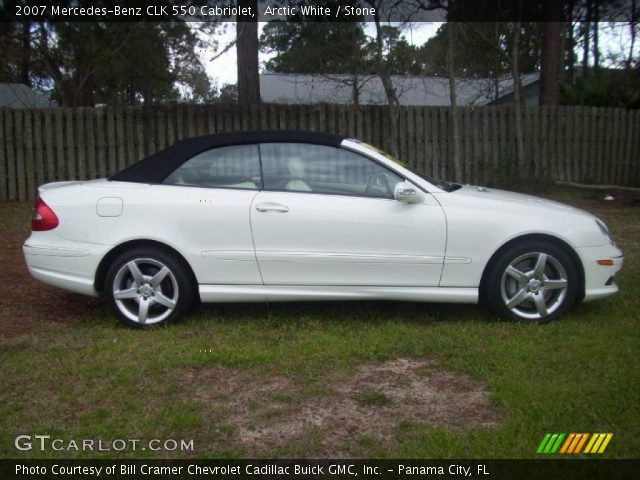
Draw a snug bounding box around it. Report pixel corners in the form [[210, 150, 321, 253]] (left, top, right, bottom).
[[23, 130, 623, 327]]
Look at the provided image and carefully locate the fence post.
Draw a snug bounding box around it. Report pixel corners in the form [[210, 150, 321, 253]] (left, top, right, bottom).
[[0, 111, 6, 201]]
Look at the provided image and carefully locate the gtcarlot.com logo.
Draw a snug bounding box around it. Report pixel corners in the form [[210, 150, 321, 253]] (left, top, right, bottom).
[[536, 433, 613, 454], [14, 435, 194, 452]]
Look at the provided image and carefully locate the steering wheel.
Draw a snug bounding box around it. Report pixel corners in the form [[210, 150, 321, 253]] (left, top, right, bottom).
[[365, 173, 391, 197]]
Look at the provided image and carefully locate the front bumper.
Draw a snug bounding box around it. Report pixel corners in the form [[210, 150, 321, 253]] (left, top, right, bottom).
[[576, 244, 623, 302]]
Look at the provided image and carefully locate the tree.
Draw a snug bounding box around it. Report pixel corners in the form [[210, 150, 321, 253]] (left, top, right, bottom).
[[628, 0, 638, 70], [447, 22, 462, 182], [260, 3, 373, 105], [236, 0, 260, 108], [0, 2, 220, 106], [539, 0, 566, 105], [418, 21, 541, 104], [0, 21, 38, 86], [261, 21, 368, 74], [566, 0, 577, 84], [593, 0, 601, 70], [216, 83, 238, 103], [512, 19, 526, 178], [369, 6, 399, 107], [374, 25, 423, 75]]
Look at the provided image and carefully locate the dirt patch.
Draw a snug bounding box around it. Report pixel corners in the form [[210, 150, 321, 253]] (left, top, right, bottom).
[[181, 358, 500, 456], [0, 228, 102, 339]]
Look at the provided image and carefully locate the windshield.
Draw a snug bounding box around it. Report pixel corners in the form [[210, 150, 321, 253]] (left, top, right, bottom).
[[350, 140, 462, 193]]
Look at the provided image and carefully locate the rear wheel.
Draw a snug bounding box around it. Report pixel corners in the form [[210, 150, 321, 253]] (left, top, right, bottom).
[[484, 241, 579, 323], [105, 247, 195, 328]]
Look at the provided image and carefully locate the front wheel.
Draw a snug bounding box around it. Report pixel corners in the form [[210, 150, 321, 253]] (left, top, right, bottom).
[[484, 241, 579, 323], [105, 247, 195, 328]]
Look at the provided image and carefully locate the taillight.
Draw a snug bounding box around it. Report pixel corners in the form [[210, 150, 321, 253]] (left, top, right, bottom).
[[32, 196, 59, 231]]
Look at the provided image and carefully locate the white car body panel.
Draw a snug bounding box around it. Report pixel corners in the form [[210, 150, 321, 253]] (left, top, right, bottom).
[[24, 235, 106, 297], [433, 185, 615, 288], [23, 139, 623, 310], [199, 285, 477, 303], [250, 190, 446, 286]]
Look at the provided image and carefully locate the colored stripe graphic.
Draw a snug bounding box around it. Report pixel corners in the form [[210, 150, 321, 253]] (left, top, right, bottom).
[[591, 434, 606, 453], [550, 433, 565, 453], [597, 434, 613, 453], [544, 434, 560, 453], [574, 433, 589, 453], [559, 433, 575, 453], [537, 434, 552, 454], [537, 433, 565, 453], [584, 433, 614, 453], [538, 433, 613, 454], [583, 433, 598, 453], [567, 433, 583, 453]]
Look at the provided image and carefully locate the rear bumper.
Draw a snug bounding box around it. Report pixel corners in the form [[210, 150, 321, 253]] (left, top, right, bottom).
[[576, 244, 623, 302], [23, 239, 107, 297]]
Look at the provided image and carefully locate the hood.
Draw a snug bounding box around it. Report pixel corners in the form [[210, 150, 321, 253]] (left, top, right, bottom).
[[449, 184, 592, 217]]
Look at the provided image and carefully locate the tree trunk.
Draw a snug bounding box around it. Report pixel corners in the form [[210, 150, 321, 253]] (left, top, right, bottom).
[[371, 6, 400, 156], [628, 0, 637, 70], [38, 22, 72, 106], [512, 20, 526, 179], [494, 24, 501, 101], [372, 14, 398, 107], [593, 1, 600, 71], [81, 78, 95, 106], [539, 0, 565, 105], [447, 23, 462, 182], [20, 22, 31, 87], [236, 0, 260, 109], [351, 74, 360, 106], [582, 0, 592, 77], [567, 0, 575, 84]]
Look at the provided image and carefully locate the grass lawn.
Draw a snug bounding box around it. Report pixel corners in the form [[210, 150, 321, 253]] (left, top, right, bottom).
[[0, 186, 638, 459]]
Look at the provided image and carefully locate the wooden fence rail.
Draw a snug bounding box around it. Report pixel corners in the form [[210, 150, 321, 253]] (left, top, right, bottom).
[[1, 104, 638, 201]]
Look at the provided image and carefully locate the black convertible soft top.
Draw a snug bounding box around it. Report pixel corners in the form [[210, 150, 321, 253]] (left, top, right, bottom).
[[110, 130, 345, 183]]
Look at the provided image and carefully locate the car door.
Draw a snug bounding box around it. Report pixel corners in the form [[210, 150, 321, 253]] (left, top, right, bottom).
[[250, 143, 447, 286], [155, 143, 263, 285]]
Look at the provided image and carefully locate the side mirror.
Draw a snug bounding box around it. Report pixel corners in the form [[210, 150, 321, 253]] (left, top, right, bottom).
[[394, 181, 424, 204]]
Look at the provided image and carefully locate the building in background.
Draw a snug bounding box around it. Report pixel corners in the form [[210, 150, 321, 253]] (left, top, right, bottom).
[[260, 73, 540, 106], [0, 84, 56, 109]]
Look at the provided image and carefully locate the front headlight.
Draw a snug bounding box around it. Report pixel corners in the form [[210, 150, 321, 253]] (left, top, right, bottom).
[[595, 219, 615, 246]]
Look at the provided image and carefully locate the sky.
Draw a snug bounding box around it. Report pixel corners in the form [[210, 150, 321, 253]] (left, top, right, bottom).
[[197, 22, 638, 89]]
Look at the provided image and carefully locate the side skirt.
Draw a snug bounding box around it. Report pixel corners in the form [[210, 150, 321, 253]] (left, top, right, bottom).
[[198, 285, 478, 304]]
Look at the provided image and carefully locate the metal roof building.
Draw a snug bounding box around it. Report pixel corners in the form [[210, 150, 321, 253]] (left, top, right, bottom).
[[0, 84, 55, 109], [260, 73, 540, 107]]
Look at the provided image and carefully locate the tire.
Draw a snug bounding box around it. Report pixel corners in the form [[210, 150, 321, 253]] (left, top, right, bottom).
[[104, 246, 196, 328], [483, 240, 579, 323]]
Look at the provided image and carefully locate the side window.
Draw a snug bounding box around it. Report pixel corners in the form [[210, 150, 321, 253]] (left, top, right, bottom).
[[163, 144, 261, 190], [260, 143, 403, 198]]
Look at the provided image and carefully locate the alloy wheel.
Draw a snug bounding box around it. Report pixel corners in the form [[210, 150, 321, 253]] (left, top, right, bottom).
[[500, 252, 569, 320], [112, 258, 179, 325]]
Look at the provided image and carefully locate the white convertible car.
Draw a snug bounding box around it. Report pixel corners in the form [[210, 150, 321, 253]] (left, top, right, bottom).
[[23, 131, 622, 327]]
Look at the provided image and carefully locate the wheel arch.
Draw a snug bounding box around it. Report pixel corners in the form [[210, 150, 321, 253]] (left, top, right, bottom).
[[94, 239, 199, 298], [479, 233, 585, 303]]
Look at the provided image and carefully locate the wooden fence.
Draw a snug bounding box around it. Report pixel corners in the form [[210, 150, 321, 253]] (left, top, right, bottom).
[[1, 104, 638, 201]]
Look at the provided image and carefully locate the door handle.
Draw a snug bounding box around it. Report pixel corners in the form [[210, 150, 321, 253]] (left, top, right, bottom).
[[255, 202, 289, 213]]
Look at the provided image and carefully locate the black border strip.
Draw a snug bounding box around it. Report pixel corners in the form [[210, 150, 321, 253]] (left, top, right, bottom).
[[2, 459, 639, 480], [2, 0, 635, 23]]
